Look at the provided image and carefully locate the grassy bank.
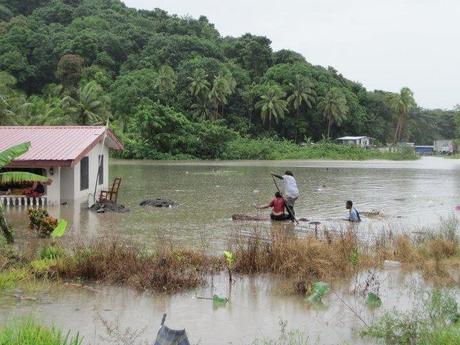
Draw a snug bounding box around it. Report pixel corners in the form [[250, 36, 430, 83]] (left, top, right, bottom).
[[221, 138, 417, 160], [120, 136, 419, 161], [0, 319, 82, 345]]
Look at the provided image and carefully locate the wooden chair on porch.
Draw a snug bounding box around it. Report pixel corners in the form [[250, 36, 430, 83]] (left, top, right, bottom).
[[99, 177, 122, 204]]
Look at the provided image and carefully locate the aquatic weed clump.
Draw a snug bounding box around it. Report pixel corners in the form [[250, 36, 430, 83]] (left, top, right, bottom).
[[56, 238, 219, 292]]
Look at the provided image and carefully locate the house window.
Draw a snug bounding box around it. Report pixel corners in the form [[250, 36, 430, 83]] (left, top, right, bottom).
[[98, 155, 104, 185], [80, 157, 89, 191]]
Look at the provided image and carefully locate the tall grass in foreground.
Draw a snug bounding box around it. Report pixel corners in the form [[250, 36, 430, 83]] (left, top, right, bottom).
[[250, 320, 314, 345], [55, 239, 219, 292], [0, 319, 82, 345], [251, 330, 312, 345]]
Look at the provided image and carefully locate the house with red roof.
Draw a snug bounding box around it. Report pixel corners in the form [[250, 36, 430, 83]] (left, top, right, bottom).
[[0, 126, 123, 206]]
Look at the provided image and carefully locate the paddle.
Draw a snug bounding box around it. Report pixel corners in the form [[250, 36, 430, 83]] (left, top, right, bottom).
[[271, 175, 298, 224]]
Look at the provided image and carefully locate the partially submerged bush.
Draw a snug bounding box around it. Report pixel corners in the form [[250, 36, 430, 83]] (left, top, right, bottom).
[[361, 290, 460, 345], [228, 227, 361, 294], [40, 245, 66, 260], [28, 209, 58, 238], [394, 235, 419, 263], [0, 268, 29, 291], [56, 239, 219, 292]]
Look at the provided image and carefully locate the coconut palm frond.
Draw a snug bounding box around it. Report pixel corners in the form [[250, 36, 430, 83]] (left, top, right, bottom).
[[0, 171, 48, 185], [0, 142, 31, 169]]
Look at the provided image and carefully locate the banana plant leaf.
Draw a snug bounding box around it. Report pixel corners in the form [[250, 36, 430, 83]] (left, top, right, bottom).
[[0, 171, 48, 185], [51, 219, 68, 238], [212, 294, 228, 304], [306, 282, 330, 303], [366, 292, 382, 308], [0, 142, 31, 169], [224, 251, 235, 268]]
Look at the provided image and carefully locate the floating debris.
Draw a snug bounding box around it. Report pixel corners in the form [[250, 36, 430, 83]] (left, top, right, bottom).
[[140, 198, 177, 208], [63, 282, 100, 293], [91, 201, 130, 213], [12, 294, 37, 301], [360, 209, 381, 217], [383, 260, 401, 268], [196, 294, 229, 306], [192, 170, 238, 176]]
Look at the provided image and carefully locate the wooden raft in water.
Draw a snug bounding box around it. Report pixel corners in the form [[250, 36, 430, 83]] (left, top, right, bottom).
[[231, 214, 309, 222]]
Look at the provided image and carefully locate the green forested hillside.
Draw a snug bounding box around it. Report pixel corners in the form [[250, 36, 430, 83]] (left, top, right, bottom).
[[0, 0, 458, 159]]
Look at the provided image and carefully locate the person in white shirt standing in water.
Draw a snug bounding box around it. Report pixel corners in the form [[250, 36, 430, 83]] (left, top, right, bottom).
[[271, 171, 299, 216]]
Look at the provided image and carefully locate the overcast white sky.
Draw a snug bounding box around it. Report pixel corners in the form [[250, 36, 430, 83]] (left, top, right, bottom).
[[123, 0, 460, 109]]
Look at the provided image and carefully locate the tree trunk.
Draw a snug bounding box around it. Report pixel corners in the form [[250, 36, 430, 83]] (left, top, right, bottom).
[[393, 116, 402, 145], [399, 115, 406, 142], [0, 205, 13, 244], [295, 108, 300, 143], [327, 117, 332, 139]]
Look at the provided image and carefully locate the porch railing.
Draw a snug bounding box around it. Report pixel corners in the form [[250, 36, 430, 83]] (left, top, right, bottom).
[[0, 195, 47, 207]]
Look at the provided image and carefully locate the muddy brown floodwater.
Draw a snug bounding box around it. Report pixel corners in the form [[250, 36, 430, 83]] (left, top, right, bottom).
[[2, 157, 460, 344]]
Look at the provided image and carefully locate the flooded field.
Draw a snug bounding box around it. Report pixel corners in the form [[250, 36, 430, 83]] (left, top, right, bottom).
[[2, 157, 460, 344], [6, 157, 460, 249]]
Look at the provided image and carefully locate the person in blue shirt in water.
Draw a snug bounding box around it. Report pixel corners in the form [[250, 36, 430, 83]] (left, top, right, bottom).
[[346, 200, 361, 222]]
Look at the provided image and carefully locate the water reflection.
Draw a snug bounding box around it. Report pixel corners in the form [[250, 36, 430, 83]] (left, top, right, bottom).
[[1, 270, 456, 345]]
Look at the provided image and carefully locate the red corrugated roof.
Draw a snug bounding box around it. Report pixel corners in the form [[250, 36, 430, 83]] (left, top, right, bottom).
[[0, 126, 123, 168]]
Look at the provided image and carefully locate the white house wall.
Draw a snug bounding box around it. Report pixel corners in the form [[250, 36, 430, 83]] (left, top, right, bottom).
[[60, 166, 75, 202], [46, 167, 61, 205], [72, 142, 109, 202]]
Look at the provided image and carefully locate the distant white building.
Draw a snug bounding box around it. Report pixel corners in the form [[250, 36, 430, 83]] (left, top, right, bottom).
[[434, 140, 454, 154], [337, 136, 373, 148]]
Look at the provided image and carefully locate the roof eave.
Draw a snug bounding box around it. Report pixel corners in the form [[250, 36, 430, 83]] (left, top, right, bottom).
[[69, 129, 124, 167], [7, 160, 73, 168], [107, 129, 124, 151]]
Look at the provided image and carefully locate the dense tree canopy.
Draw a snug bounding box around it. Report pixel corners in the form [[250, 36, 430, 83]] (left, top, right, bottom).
[[0, 0, 458, 159]]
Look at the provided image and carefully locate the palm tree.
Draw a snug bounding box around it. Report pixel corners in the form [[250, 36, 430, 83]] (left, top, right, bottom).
[[191, 97, 211, 119], [17, 96, 66, 125], [155, 65, 176, 105], [0, 94, 16, 125], [188, 69, 210, 99], [208, 73, 236, 120], [287, 75, 316, 143], [0, 72, 23, 125], [242, 84, 257, 122], [0, 142, 48, 243], [255, 87, 288, 131], [318, 88, 349, 138], [385, 87, 416, 144], [61, 81, 110, 125]]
